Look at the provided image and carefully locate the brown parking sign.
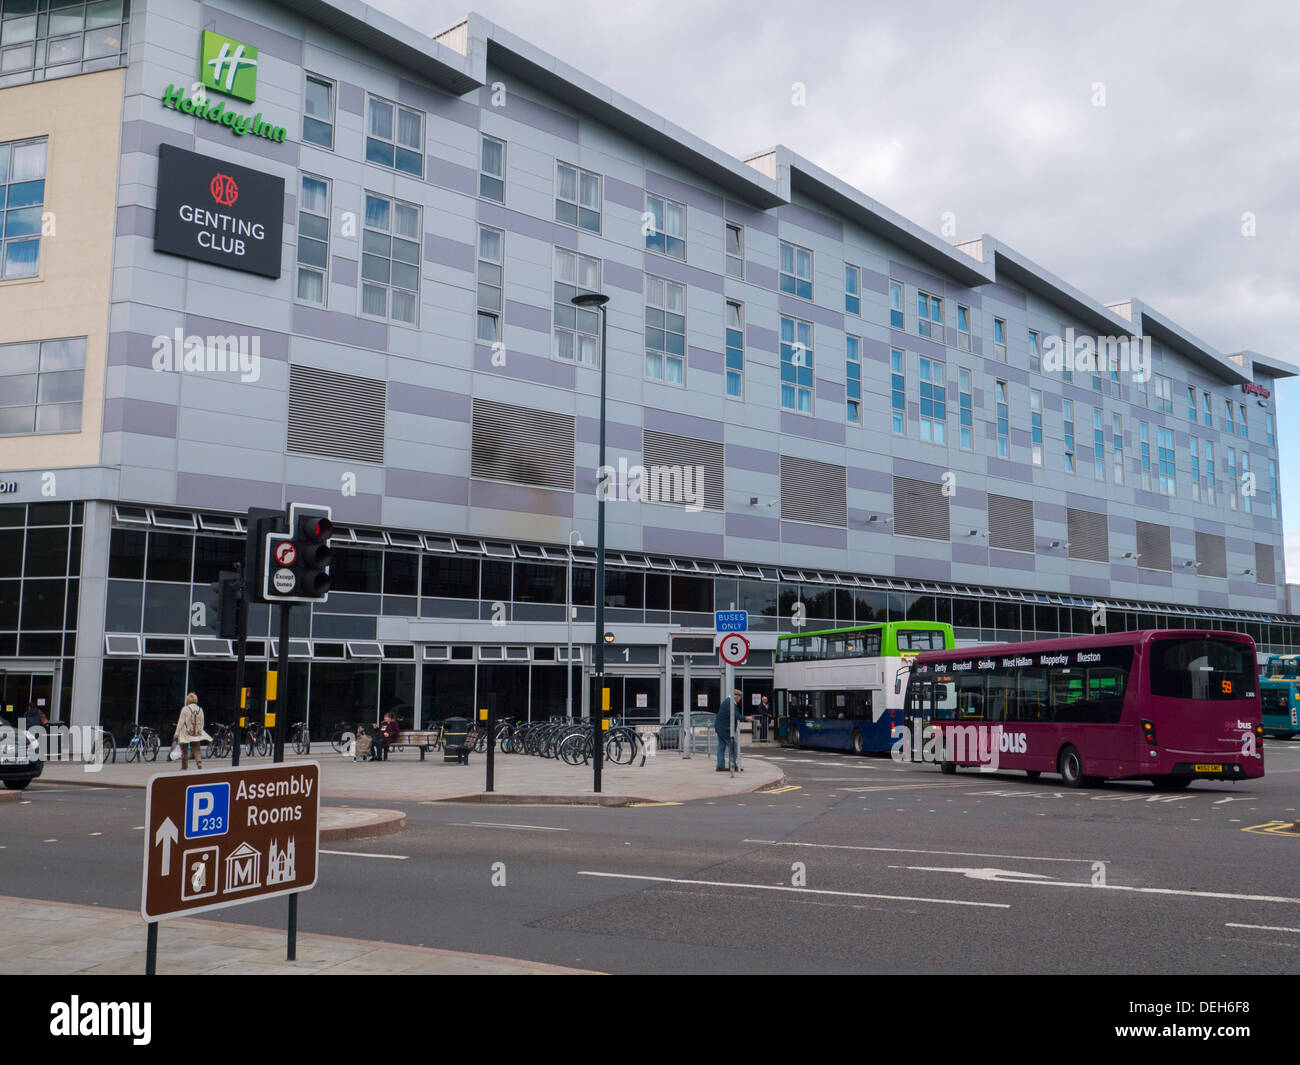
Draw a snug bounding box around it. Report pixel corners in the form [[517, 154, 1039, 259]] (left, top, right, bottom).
[[141, 762, 319, 921]]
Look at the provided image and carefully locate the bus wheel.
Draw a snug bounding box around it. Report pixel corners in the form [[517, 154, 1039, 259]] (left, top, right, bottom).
[[1151, 776, 1191, 790], [939, 761, 956, 775], [1025, 770, 1041, 780], [1058, 746, 1088, 788], [790, 725, 799, 748], [850, 729, 864, 756]]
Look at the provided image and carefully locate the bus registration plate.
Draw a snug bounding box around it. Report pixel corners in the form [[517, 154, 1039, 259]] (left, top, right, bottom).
[[1193, 763, 1223, 773]]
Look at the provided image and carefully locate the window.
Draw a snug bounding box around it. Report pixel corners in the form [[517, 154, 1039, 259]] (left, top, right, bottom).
[[1241, 451, 1252, 513], [295, 174, 330, 305], [479, 135, 505, 203], [645, 193, 685, 260], [725, 300, 744, 397], [957, 305, 971, 350], [846, 335, 862, 424], [1149, 638, 1254, 701], [1063, 399, 1075, 473], [919, 357, 945, 443], [1154, 374, 1172, 414], [0, 0, 128, 85], [845, 264, 861, 315], [917, 291, 943, 339], [1093, 409, 1104, 479], [1224, 398, 1234, 434], [1202, 391, 1213, 427], [0, 137, 46, 279], [889, 280, 904, 328], [303, 75, 334, 149], [1189, 437, 1201, 502], [1238, 403, 1248, 439], [1269, 458, 1278, 518], [1156, 427, 1175, 495], [959, 369, 973, 450], [553, 248, 601, 366], [644, 275, 686, 385], [993, 318, 1006, 361], [1029, 389, 1043, 465], [476, 226, 503, 343], [1205, 440, 1215, 505], [0, 337, 85, 434], [1028, 329, 1040, 371], [556, 162, 601, 232], [1092, 364, 1102, 393], [995, 380, 1009, 459], [1187, 386, 1197, 421], [1111, 412, 1124, 486], [779, 315, 813, 412], [1226, 447, 1237, 510], [1266, 412, 1275, 447], [366, 95, 423, 177], [1137, 374, 1148, 408], [360, 193, 420, 325], [891, 348, 905, 433], [779, 241, 812, 299], [1139, 423, 1152, 491], [725, 223, 744, 279]]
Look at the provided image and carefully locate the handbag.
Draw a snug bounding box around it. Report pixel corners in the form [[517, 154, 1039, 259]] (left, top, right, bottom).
[[169, 741, 181, 761]]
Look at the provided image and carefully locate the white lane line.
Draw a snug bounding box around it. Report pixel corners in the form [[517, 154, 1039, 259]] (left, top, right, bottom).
[[42, 839, 56, 843], [1226, 922, 1300, 934], [448, 822, 569, 832], [576, 870, 1010, 909], [89, 832, 102, 837], [837, 783, 968, 793], [319, 849, 409, 860], [900, 864, 1300, 905], [743, 840, 1099, 864]]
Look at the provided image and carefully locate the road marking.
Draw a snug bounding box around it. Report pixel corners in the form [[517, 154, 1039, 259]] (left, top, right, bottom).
[[1242, 821, 1299, 837], [743, 840, 1100, 864], [758, 784, 800, 794], [627, 801, 682, 807], [900, 864, 1300, 904], [1226, 922, 1300, 934], [449, 822, 569, 832], [319, 849, 409, 860], [42, 839, 56, 843], [576, 870, 1009, 909], [89, 832, 102, 836], [837, 783, 974, 794]]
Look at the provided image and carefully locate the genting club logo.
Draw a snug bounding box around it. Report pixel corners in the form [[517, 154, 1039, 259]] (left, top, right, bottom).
[[210, 173, 239, 207]]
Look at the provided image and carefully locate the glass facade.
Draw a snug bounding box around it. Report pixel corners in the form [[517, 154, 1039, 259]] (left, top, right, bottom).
[[0, 0, 129, 88]]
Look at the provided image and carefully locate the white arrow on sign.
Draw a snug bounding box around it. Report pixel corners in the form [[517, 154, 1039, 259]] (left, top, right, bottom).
[[155, 817, 179, 876]]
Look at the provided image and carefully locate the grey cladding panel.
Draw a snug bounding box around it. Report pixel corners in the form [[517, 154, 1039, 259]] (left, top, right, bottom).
[[287, 364, 386, 464], [781, 456, 847, 527], [1136, 521, 1172, 571], [893, 475, 948, 541], [987, 494, 1033, 552], [1195, 531, 1227, 578], [1256, 542, 1275, 585], [642, 430, 724, 510], [1067, 507, 1108, 562], [472, 398, 574, 491]]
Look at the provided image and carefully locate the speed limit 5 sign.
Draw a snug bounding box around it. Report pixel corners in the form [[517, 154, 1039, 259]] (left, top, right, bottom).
[[718, 633, 750, 665]]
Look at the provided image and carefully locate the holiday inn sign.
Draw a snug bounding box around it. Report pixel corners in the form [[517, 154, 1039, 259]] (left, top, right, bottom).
[[159, 30, 289, 143]]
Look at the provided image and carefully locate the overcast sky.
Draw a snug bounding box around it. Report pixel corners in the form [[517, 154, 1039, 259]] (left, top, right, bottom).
[[377, 0, 1300, 579]]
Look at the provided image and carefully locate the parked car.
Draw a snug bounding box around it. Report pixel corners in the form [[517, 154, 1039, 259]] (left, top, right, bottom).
[[0, 719, 42, 790], [657, 712, 714, 751]]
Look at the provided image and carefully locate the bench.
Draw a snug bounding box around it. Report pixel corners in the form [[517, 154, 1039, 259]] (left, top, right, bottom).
[[390, 730, 440, 760]]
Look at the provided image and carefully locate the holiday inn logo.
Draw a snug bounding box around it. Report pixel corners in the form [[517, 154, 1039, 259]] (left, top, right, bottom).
[[201, 30, 259, 103]]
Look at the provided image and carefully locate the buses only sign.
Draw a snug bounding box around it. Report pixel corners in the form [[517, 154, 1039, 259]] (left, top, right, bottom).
[[141, 762, 319, 921]]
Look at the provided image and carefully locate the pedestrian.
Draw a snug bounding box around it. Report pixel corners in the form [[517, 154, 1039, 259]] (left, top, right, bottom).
[[715, 688, 747, 772], [759, 694, 771, 741], [174, 693, 211, 771], [372, 711, 399, 761]]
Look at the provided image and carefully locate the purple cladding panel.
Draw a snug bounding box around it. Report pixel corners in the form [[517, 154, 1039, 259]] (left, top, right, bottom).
[[471, 479, 573, 518], [1136, 569, 1172, 588], [644, 408, 724, 442], [892, 457, 949, 484], [780, 412, 844, 445], [387, 383, 471, 422], [473, 343, 575, 388], [724, 199, 778, 236], [603, 176, 644, 211], [745, 261, 779, 290], [338, 82, 364, 115], [177, 472, 282, 511], [184, 314, 291, 362], [479, 85, 578, 138], [103, 398, 177, 438], [576, 416, 640, 450], [1068, 576, 1109, 597], [427, 156, 478, 196], [116, 204, 153, 237], [385, 468, 470, 506], [292, 305, 387, 351], [285, 484, 381, 524], [894, 555, 950, 581], [781, 522, 847, 550], [725, 444, 779, 475], [689, 346, 723, 375], [726, 512, 779, 540], [848, 467, 891, 493], [400, 79, 479, 127], [779, 203, 842, 241], [988, 549, 1035, 572], [951, 542, 988, 565], [424, 233, 476, 273], [478, 201, 576, 248], [779, 294, 843, 331], [502, 300, 551, 335], [603, 260, 643, 293], [331, 256, 357, 287], [816, 378, 845, 403], [643, 252, 723, 294], [644, 525, 726, 557], [120, 120, 194, 157], [646, 170, 723, 217], [982, 282, 1028, 309], [746, 323, 779, 353]]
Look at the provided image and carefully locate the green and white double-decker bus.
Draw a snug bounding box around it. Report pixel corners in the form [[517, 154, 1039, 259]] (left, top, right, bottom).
[[775, 621, 955, 753]]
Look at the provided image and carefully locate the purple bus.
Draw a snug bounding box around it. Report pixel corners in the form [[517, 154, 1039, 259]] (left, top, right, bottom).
[[902, 630, 1265, 789]]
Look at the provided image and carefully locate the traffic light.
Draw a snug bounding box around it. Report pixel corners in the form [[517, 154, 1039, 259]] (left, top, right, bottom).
[[261, 503, 333, 603], [209, 570, 242, 639]]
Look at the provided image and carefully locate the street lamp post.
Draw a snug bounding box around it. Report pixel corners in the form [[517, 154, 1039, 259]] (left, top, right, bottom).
[[566, 529, 583, 722], [572, 291, 610, 794]]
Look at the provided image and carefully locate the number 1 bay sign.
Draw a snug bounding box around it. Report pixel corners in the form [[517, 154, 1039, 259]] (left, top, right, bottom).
[[141, 762, 319, 920]]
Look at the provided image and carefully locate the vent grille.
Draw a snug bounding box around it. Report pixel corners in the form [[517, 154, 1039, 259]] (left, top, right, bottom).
[[642, 430, 724, 510], [287, 364, 386, 463], [1066, 507, 1109, 562], [780, 456, 847, 527], [1256, 542, 1276, 585], [471, 398, 574, 491], [892, 476, 948, 541], [1195, 531, 1227, 578], [987, 494, 1033, 552], [1136, 521, 1171, 571]]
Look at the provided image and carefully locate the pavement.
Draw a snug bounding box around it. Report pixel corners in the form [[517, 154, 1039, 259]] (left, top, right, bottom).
[[28, 739, 784, 805], [0, 896, 594, 975]]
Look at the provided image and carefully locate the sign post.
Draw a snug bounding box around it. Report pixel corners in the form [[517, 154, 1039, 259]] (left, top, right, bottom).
[[141, 762, 320, 970], [718, 632, 750, 775]]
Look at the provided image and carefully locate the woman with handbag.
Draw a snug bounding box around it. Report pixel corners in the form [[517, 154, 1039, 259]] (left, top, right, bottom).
[[174, 692, 212, 771]]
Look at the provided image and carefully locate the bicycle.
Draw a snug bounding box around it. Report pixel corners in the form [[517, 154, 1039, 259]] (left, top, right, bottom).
[[90, 726, 116, 764], [205, 722, 233, 760], [123, 724, 160, 763], [244, 720, 271, 757], [330, 723, 355, 754], [290, 721, 310, 755]]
